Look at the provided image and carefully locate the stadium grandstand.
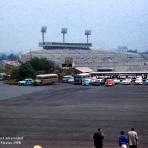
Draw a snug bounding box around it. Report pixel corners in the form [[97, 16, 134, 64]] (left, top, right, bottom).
[[20, 47, 148, 72]]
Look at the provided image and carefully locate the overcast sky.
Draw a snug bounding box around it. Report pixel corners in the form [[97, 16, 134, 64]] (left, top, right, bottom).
[[0, 0, 148, 53]]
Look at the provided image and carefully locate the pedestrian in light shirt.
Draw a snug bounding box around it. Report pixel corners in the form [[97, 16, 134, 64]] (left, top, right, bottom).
[[128, 128, 138, 148]]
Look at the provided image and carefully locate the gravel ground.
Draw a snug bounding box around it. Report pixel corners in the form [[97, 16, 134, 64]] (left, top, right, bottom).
[[0, 83, 148, 148]]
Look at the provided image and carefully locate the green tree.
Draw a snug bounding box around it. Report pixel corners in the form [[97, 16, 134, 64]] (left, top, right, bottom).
[[10, 67, 21, 81], [10, 57, 61, 81], [19, 62, 34, 79], [0, 67, 5, 73], [11, 62, 34, 81], [30, 57, 56, 73]]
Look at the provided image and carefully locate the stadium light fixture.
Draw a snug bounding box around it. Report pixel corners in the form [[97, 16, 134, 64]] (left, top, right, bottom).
[[61, 28, 68, 43], [41, 26, 47, 44], [85, 30, 91, 44]]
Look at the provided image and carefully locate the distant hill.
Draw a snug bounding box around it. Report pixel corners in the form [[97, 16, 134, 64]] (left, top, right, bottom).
[[0, 53, 18, 61]]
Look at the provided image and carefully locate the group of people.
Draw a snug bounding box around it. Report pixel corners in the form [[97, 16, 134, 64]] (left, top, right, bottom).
[[93, 128, 138, 148]]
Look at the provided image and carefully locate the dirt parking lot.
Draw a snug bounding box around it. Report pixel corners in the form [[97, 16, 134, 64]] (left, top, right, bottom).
[[0, 83, 148, 148]]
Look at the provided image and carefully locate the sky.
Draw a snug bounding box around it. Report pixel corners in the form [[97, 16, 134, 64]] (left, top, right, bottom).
[[0, 0, 148, 53]]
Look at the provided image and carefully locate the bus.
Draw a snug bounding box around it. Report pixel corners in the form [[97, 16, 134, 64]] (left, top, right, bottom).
[[35, 74, 58, 85], [74, 73, 90, 84]]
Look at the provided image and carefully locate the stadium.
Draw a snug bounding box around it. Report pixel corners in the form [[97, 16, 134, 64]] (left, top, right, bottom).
[[21, 43, 148, 72], [20, 27, 148, 73]]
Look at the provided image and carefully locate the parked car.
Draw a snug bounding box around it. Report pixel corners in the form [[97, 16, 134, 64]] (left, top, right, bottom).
[[105, 79, 114, 86], [0, 73, 7, 81], [67, 77, 74, 84], [145, 78, 148, 85], [92, 79, 105, 86], [74, 73, 90, 85], [18, 78, 34, 86], [62, 75, 73, 83], [135, 78, 143, 85], [113, 78, 121, 84], [120, 79, 132, 85], [82, 79, 92, 86]]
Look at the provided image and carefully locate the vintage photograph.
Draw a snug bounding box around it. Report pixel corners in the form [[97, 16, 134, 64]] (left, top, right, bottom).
[[0, 0, 148, 148]]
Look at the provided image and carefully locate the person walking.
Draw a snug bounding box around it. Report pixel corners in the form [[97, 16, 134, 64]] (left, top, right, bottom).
[[119, 130, 128, 148], [93, 128, 104, 148], [128, 128, 138, 148]]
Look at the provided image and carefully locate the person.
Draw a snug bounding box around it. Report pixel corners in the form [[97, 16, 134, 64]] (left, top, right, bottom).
[[128, 128, 138, 148], [93, 128, 104, 148], [119, 130, 128, 148]]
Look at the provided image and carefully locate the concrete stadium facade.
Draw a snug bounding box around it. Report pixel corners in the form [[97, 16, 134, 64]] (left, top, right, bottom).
[[21, 48, 148, 72]]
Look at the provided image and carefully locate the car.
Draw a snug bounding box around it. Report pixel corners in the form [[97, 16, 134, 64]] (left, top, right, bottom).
[[0, 73, 6, 80], [105, 79, 114, 86], [82, 79, 92, 86], [74, 73, 90, 85], [67, 77, 74, 84], [62, 75, 73, 83], [145, 78, 148, 85], [92, 79, 105, 86], [120, 79, 132, 85], [18, 78, 34, 86], [135, 78, 143, 85], [113, 78, 121, 84]]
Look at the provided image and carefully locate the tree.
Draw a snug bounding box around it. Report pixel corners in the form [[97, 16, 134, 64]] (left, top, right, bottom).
[[10, 62, 34, 81], [19, 62, 34, 79], [30, 57, 56, 73], [10, 57, 61, 81], [10, 67, 21, 81]]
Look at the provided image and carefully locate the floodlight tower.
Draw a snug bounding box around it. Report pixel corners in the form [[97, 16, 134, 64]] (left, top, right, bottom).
[[41, 26, 47, 44], [85, 30, 91, 44], [61, 28, 67, 43]]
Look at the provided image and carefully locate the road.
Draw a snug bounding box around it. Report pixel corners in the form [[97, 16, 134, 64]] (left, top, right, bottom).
[[0, 83, 148, 148]]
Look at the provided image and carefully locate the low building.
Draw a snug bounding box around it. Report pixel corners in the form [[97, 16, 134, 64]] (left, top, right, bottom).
[[2, 60, 20, 67], [74, 67, 93, 73]]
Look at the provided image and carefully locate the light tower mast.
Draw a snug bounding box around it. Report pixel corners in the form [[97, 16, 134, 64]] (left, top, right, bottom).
[[41, 26, 47, 44], [61, 28, 68, 43], [85, 30, 91, 44]]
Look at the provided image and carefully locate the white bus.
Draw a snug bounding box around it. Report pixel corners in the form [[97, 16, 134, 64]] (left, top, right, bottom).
[[35, 74, 58, 85]]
